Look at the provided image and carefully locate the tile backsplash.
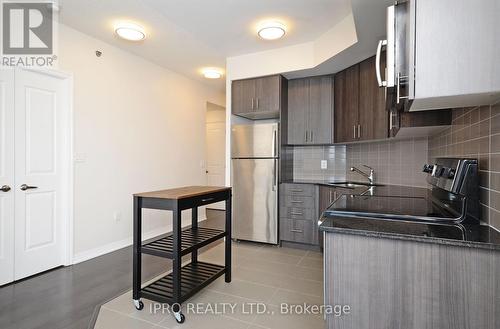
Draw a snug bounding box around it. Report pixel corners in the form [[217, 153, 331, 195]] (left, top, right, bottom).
[[293, 145, 347, 182], [428, 101, 500, 230], [293, 138, 429, 188]]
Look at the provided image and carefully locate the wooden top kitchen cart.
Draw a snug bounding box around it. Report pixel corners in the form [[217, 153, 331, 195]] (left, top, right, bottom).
[[132, 186, 232, 324]]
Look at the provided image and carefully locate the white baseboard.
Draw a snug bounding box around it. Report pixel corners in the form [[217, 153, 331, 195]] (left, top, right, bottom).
[[72, 217, 207, 264]]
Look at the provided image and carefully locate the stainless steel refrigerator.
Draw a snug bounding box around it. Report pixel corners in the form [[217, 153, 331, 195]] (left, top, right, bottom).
[[231, 123, 278, 244]]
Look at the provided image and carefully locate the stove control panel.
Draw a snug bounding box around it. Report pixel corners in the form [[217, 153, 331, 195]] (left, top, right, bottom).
[[424, 164, 456, 179], [425, 158, 478, 196], [422, 164, 434, 173]]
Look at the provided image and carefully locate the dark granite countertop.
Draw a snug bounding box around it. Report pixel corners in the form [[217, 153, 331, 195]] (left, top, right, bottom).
[[281, 179, 347, 187], [319, 216, 500, 251], [282, 179, 429, 196], [282, 180, 500, 250]]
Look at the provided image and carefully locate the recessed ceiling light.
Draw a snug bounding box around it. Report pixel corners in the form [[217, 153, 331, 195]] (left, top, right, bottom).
[[257, 21, 286, 40], [115, 22, 146, 41], [202, 68, 223, 79]]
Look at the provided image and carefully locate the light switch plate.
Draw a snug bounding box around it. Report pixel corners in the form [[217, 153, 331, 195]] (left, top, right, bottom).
[[321, 160, 328, 170], [74, 153, 87, 163]]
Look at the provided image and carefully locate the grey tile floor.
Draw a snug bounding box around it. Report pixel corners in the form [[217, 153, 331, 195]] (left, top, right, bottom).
[[94, 242, 325, 329]]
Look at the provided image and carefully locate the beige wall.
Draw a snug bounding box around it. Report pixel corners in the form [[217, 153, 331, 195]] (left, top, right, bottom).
[[58, 25, 225, 261]]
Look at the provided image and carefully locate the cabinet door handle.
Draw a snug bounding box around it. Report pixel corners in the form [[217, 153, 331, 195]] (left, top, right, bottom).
[[290, 189, 303, 192], [290, 229, 304, 233], [256, 98, 259, 109], [310, 131, 313, 142], [358, 124, 361, 138], [353, 125, 356, 139], [290, 211, 303, 215], [290, 200, 303, 204], [251, 98, 254, 110], [1, 185, 11, 192], [304, 130, 308, 142]]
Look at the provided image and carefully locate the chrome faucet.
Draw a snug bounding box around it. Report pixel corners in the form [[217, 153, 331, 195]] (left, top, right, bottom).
[[350, 165, 375, 185]]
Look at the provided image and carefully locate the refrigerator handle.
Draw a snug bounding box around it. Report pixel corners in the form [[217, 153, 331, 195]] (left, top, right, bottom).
[[272, 129, 278, 158], [272, 159, 278, 191]]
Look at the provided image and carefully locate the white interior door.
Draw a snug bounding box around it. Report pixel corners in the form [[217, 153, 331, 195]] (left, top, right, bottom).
[[14, 69, 66, 280], [0, 70, 15, 286], [206, 105, 226, 210]]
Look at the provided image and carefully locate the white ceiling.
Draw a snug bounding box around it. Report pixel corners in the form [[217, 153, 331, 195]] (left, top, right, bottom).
[[58, 0, 352, 90], [285, 0, 394, 79]]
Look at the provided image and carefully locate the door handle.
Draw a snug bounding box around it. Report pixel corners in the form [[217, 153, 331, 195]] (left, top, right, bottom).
[[20, 184, 38, 191], [1, 185, 11, 192]]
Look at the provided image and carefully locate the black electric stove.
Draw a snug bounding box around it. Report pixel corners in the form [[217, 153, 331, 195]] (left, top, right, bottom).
[[324, 158, 479, 224]]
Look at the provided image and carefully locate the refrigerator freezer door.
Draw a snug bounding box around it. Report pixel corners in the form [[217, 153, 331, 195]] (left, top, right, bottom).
[[231, 123, 278, 158], [231, 158, 278, 244]]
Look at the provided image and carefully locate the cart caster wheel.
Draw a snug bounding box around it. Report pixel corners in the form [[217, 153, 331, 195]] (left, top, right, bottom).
[[133, 300, 144, 311], [174, 312, 185, 324]]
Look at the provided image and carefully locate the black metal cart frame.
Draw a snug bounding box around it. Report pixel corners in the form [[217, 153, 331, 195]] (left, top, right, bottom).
[[132, 187, 232, 323]]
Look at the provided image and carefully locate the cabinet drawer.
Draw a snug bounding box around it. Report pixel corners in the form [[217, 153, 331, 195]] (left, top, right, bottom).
[[282, 183, 315, 197], [280, 206, 315, 220], [282, 195, 315, 209], [280, 219, 318, 245]]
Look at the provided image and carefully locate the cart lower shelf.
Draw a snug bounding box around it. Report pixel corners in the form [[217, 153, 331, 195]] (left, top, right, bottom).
[[141, 261, 225, 304], [141, 227, 226, 259]]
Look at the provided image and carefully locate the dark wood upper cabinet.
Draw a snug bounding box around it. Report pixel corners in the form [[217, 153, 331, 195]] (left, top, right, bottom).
[[358, 56, 388, 141], [287, 78, 309, 144], [308, 76, 334, 144], [232, 75, 283, 120], [334, 55, 387, 143], [287, 75, 334, 145], [231, 78, 255, 116], [255, 76, 281, 114], [334, 66, 359, 143]]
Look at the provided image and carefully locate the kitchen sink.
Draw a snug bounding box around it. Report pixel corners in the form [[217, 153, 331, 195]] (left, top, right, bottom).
[[327, 181, 383, 189]]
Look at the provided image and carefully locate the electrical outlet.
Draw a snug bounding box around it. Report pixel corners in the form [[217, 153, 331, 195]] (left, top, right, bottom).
[[113, 211, 122, 222], [321, 160, 328, 170]]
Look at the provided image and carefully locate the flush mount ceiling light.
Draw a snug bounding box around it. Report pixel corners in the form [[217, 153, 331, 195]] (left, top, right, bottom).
[[257, 21, 286, 40], [115, 22, 146, 41], [202, 68, 223, 79]]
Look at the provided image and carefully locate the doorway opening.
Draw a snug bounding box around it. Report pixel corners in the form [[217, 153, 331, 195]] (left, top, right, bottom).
[[205, 102, 226, 211]]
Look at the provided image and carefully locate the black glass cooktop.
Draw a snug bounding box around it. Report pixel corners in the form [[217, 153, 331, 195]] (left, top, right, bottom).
[[325, 191, 465, 223]]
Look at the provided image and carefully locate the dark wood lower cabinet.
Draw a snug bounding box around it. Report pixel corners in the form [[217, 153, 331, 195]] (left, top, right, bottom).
[[279, 184, 319, 246], [280, 218, 318, 245], [319, 186, 339, 214], [324, 233, 500, 329]]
